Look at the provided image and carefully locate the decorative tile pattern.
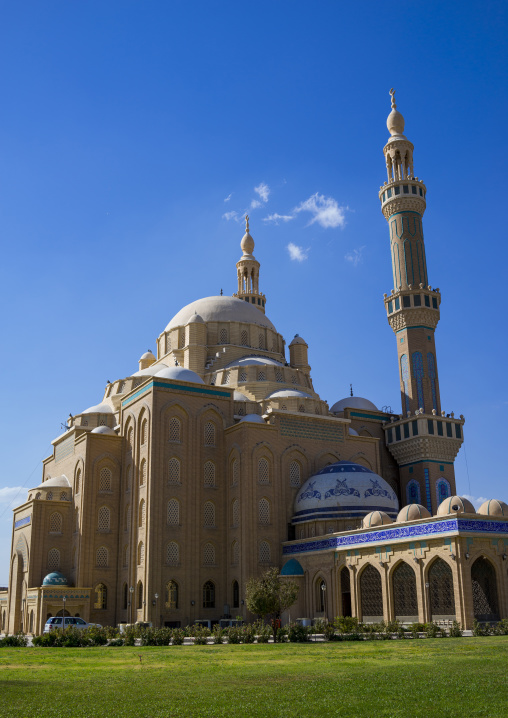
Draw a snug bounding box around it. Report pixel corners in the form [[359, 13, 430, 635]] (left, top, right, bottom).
[[412, 351, 425, 411], [280, 417, 345, 442], [400, 354, 410, 414], [424, 468, 432, 512], [427, 352, 438, 412]]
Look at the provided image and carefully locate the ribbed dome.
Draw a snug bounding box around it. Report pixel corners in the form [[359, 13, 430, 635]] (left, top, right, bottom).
[[437, 496, 476, 516], [477, 499, 508, 517], [330, 396, 378, 413], [165, 296, 276, 332], [363, 510, 393, 528], [293, 461, 398, 524], [397, 504, 431, 522], [155, 366, 205, 384]]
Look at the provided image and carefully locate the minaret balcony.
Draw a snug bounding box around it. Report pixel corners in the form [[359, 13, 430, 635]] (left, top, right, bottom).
[[384, 287, 441, 332], [379, 179, 426, 219], [384, 412, 465, 465]]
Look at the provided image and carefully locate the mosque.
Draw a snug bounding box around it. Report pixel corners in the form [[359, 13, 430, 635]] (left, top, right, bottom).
[[1, 92, 507, 634]]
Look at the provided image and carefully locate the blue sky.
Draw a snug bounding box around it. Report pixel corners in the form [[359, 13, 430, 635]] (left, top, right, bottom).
[[0, 1, 507, 583]]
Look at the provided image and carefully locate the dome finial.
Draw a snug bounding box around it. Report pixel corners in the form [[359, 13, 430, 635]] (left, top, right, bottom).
[[389, 87, 397, 110], [387, 87, 405, 136], [245, 214, 250, 233], [240, 215, 255, 255]]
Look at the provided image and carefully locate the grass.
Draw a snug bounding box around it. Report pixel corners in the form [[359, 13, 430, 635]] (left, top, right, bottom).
[[1, 637, 508, 718]]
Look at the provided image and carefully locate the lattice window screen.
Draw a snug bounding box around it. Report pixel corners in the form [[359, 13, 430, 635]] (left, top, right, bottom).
[[166, 542, 179, 565], [276, 370, 284, 383], [168, 458, 181, 484], [259, 541, 271, 563], [258, 498, 270, 524], [138, 499, 145, 528], [99, 467, 112, 492], [169, 417, 181, 442], [49, 512, 62, 532], [257, 371, 266, 381], [204, 422, 216, 446], [204, 501, 215, 527], [232, 499, 240, 527], [258, 458, 270, 485], [47, 548, 60, 570], [167, 499, 180, 525], [96, 546, 108, 567], [232, 540, 240, 565], [232, 460, 239, 486], [241, 330, 249, 346], [219, 328, 228, 344], [222, 371, 231, 385], [75, 469, 81, 493], [98, 506, 111, 531], [204, 461, 216, 487], [203, 543, 215, 565], [137, 541, 144, 565], [289, 461, 301, 487], [239, 371, 247, 382]]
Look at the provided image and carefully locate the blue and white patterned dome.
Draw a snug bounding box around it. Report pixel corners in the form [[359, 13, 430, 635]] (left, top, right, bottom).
[[42, 571, 68, 587], [293, 461, 399, 524]]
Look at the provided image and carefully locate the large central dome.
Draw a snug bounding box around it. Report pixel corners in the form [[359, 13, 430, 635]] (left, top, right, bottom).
[[165, 296, 276, 332]]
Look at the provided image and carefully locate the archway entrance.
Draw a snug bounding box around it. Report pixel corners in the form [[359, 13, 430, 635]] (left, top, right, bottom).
[[428, 558, 455, 620], [392, 562, 418, 622], [340, 566, 351, 617], [471, 557, 499, 621], [360, 565, 383, 622]]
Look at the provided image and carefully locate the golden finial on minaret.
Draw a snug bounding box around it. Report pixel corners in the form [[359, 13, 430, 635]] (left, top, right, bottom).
[[245, 214, 250, 233]]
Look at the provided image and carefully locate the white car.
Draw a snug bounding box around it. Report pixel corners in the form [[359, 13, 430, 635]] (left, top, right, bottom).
[[43, 616, 102, 633]]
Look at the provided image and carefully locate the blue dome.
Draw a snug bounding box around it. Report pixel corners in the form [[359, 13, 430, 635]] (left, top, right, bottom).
[[280, 558, 304, 576], [293, 461, 399, 524], [42, 571, 68, 587]]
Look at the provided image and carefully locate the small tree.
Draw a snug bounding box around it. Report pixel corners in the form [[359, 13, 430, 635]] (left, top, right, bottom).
[[245, 567, 299, 639]]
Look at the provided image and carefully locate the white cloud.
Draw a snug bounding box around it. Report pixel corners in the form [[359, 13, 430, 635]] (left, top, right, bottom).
[[345, 246, 365, 267], [294, 192, 347, 229], [224, 193, 232, 203], [287, 242, 308, 262], [263, 213, 294, 224], [462, 494, 489, 509], [222, 210, 239, 221], [0, 486, 25, 507], [250, 199, 262, 209], [254, 182, 270, 203]]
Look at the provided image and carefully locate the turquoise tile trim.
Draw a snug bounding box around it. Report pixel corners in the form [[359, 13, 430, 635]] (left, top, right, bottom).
[[396, 326, 434, 333], [122, 380, 231, 407], [387, 210, 422, 219], [349, 411, 386, 422], [398, 459, 453, 468]]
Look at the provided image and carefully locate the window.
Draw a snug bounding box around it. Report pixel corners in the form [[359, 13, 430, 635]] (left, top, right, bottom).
[[204, 461, 216, 487], [123, 583, 128, 610], [166, 541, 179, 565], [360, 565, 383, 619], [204, 422, 215, 446], [168, 457, 181, 484], [241, 330, 249, 346], [139, 459, 146, 486], [203, 580, 215, 608], [258, 498, 270, 524], [165, 580, 179, 609], [167, 499, 180, 526], [94, 583, 107, 610], [99, 467, 112, 492], [231, 459, 239, 486], [204, 501, 216, 527], [259, 540, 271, 563], [276, 370, 283, 383], [178, 329, 185, 349], [59, 492, 68, 501], [48, 548, 60, 570], [137, 581, 143, 609], [46, 492, 53, 501], [137, 541, 144, 565], [203, 543, 215, 565], [232, 580, 239, 608], [258, 333, 265, 350], [222, 371, 231, 385], [35, 492, 41, 500], [289, 461, 301, 488], [219, 328, 228, 344], [436, 479, 451, 505], [138, 499, 145, 528], [258, 458, 270, 485], [318, 579, 327, 612], [257, 371, 266, 381], [298, 405, 305, 413], [169, 417, 181, 443], [49, 512, 62, 533], [414, 294, 421, 307], [392, 562, 418, 620], [406, 479, 421, 504], [96, 546, 108, 567], [239, 370, 247, 382], [98, 506, 111, 532], [75, 468, 81, 494], [141, 419, 148, 445], [232, 499, 240, 527], [166, 334, 172, 353], [232, 540, 240, 565]]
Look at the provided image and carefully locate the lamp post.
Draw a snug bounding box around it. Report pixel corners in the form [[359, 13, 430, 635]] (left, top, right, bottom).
[[153, 593, 159, 628], [62, 595, 67, 628], [129, 586, 134, 625], [321, 582, 327, 622]]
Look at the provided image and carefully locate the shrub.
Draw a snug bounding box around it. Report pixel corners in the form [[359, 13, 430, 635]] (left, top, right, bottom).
[[384, 620, 404, 638], [123, 627, 136, 646], [287, 623, 310, 643], [212, 625, 225, 644], [449, 621, 462, 637], [312, 619, 327, 635], [108, 638, 124, 646], [84, 626, 109, 646], [493, 619, 508, 636], [0, 632, 28, 647], [171, 628, 185, 645], [242, 624, 256, 644], [425, 622, 442, 638], [334, 616, 360, 634], [193, 625, 210, 645], [226, 626, 242, 644]]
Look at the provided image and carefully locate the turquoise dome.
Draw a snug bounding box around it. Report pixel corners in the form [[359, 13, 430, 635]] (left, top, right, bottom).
[[280, 558, 304, 576], [42, 571, 68, 587]]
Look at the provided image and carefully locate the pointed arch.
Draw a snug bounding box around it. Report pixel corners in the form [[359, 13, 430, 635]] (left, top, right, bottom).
[[94, 583, 107, 610], [359, 564, 383, 621], [165, 580, 179, 609], [203, 580, 215, 608], [471, 557, 499, 621], [427, 557, 455, 619], [391, 561, 418, 621]]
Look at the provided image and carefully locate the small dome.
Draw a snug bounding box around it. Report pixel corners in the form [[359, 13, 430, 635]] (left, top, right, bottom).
[[477, 499, 508, 517], [266, 389, 313, 400], [132, 362, 168, 377], [239, 414, 265, 424], [225, 355, 284, 369], [139, 351, 155, 361], [36, 475, 71, 489], [155, 366, 205, 384], [349, 427, 359, 436], [233, 391, 249, 401], [437, 496, 476, 516], [187, 312, 204, 324], [280, 558, 304, 576], [363, 510, 393, 528], [289, 334, 307, 346], [91, 426, 116, 435], [397, 504, 431, 522], [42, 571, 68, 587], [330, 396, 379, 413], [82, 401, 115, 415]]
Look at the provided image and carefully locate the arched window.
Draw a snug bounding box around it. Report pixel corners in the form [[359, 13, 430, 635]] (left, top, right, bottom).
[[137, 541, 144, 565], [298, 405, 305, 413], [169, 417, 181, 443], [60, 491, 68, 501], [49, 512, 62, 533], [291, 375, 297, 385], [166, 333, 172, 353], [48, 548, 60, 570], [204, 422, 216, 446], [289, 460, 301, 488], [46, 492, 53, 500], [436, 478, 451, 505], [123, 583, 128, 610], [219, 328, 228, 344], [138, 499, 145, 528], [167, 499, 180, 525], [127, 427, 134, 450], [412, 351, 425, 411], [124, 503, 130, 531], [241, 330, 249, 346], [360, 565, 383, 621], [35, 492, 41, 500], [427, 352, 438, 412], [166, 541, 179, 565], [222, 370, 231, 385], [275, 370, 284, 383], [99, 467, 112, 492], [204, 461, 216, 487], [257, 371, 266, 381], [75, 468, 81, 494], [203, 501, 215, 527], [340, 567, 352, 617], [428, 558, 455, 619], [168, 457, 181, 485], [471, 557, 499, 621], [94, 583, 107, 610], [392, 562, 418, 620], [239, 370, 247, 382], [139, 459, 146, 486], [232, 540, 240, 565], [141, 419, 148, 445], [166, 580, 179, 609], [406, 480, 421, 505], [258, 333, 265, 350], [258, 458, 270, 485], [96, 546, 108, 567], [178, 329, 185, 349], [318, 579, 326, 612], [400, 354, 410, 415], [258, 498, 270, 524], [231, 459, 239, 486], [123, 544, 128, 567], [203, 580, 215, 608], [232, 499, 240, 527], [29, 610, 34, 634], [258, 540, 271, 563], [137, 581, 143, 609], [203, 543, 215, 565], [98, 506, 111, 532], [232, 580, 239, 608]]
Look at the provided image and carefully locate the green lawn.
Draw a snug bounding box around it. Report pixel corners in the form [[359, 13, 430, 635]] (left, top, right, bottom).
[[1, 638, 508, 718]]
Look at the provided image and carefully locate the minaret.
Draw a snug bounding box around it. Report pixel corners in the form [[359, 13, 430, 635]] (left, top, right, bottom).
[[233, 215, 266, 313], [379, 90, 464, 514]]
